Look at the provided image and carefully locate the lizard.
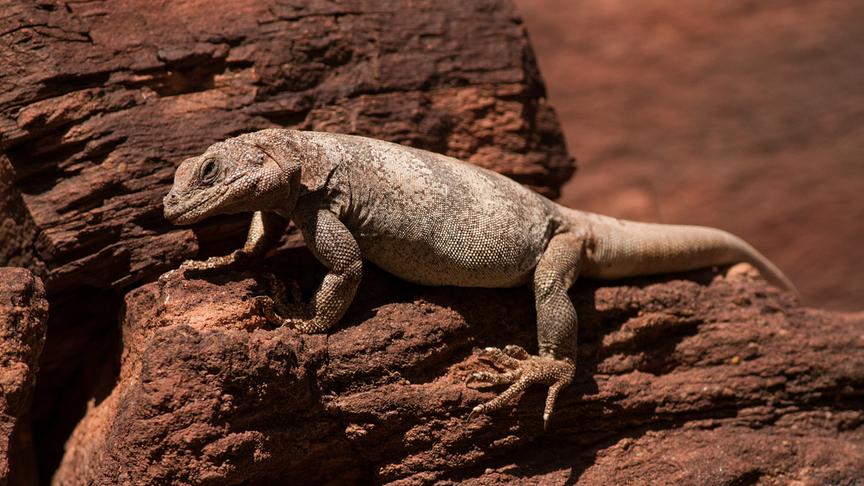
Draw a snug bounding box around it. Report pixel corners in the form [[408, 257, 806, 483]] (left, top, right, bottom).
[[162, 128, 797, 427]]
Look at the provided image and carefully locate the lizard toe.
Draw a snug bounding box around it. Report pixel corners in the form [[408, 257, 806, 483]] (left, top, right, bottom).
[[475, 346, 522, 369], [158, 268, 179, 284], [252, 295, 280, 323], [502, 344, 530, 359], [466, 370, 518, 388], [469, 351, 575, 427]]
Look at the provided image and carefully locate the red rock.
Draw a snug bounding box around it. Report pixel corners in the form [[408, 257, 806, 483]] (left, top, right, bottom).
[[0, 268, 48, 485], [54, 259, 864, 484]]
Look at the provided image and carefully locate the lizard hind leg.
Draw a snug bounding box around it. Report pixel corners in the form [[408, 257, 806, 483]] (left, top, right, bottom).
[[467, 233, 583, 429]]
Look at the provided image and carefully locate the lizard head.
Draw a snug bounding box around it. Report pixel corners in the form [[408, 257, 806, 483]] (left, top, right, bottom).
[[163, 129, 301, 225]]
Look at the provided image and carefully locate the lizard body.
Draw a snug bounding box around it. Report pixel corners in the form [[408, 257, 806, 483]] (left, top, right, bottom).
[[163, 129, 796, 425]]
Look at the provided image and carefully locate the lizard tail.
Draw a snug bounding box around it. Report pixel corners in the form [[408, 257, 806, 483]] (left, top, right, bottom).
[[572, 211, 798, 295]]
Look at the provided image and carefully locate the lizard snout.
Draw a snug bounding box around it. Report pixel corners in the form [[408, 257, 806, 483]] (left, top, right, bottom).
[[163, 190, 178, 208], [163, 190, 183, 222]]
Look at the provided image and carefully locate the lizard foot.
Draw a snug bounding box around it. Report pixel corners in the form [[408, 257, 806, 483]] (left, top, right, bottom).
[[262, 274, 304, 317], [252, 281, 326, 334], [467, 345, 575, 430], [159, 250, 252, 283]]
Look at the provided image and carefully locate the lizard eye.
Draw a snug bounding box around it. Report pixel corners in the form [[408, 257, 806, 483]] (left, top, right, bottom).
[[199, 158, 220, 184]]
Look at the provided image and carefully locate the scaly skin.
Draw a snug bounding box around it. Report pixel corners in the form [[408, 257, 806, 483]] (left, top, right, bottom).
[[163, 129, 797, 427]]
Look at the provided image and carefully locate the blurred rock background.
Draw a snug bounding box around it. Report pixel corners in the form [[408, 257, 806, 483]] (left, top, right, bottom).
[[515, 0, 864, 310]]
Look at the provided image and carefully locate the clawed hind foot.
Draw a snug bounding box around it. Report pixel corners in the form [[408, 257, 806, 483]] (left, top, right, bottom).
[[467, 345, 575, 429]]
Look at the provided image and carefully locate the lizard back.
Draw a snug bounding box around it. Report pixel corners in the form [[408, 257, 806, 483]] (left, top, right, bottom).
[[303, 133, 562, 288]]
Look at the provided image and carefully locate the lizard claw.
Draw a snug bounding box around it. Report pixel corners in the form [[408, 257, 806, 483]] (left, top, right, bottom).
[[158, 268, 180, 284], [466, 405, 485, 424], [466, 370, 516, 388], [468, 345, 575, 428], [252, 295, 281, 325], [502, 344, 530, 359]]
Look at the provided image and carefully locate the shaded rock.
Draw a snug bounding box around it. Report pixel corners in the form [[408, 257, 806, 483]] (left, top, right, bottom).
[[54, 257, 864, 484], [0, 158, 41, 273], [0, 268, 48, 485], [516, 0, 864, 311]]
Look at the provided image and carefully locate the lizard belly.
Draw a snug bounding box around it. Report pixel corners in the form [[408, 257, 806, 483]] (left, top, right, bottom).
[[360, 238, 535, 287], [356, 211, 551, 288]]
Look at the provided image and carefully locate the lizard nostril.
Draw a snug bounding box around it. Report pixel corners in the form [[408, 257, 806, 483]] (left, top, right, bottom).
[[164, 192, 179, 211]]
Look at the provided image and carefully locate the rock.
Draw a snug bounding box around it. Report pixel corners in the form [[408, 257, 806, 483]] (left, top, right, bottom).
[[0, 0, 572, 474], [515, 0, 864, 311], [54, 256, 864, 484], [0, 268, 48, 486]]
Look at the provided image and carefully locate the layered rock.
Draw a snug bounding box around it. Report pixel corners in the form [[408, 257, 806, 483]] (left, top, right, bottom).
[[54, 258, 864, 484], [0, 268, 48, 485]]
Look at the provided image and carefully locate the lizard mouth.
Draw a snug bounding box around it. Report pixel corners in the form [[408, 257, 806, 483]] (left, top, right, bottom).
[[163, 195, 212, 225], [164, 205, 197, 225], [164, 183, 246, 225]]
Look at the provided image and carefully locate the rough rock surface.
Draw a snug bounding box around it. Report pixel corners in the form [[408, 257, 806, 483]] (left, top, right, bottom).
[[55, 255, 864, 484], [515, 0, 864, 311], [0, 0, 571, 475], [0, 268, 48, 486]]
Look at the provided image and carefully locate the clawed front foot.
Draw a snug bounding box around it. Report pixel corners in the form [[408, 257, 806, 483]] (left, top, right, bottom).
[[467, 345, 575, 429], [181, 249, 251, 272], [159, 250, 252, 283]]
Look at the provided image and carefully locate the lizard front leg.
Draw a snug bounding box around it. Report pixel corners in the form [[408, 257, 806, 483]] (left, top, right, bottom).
[[262, 208, 362, 334], [174, 211, 286, 274], [468, 232, 582, 428]]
